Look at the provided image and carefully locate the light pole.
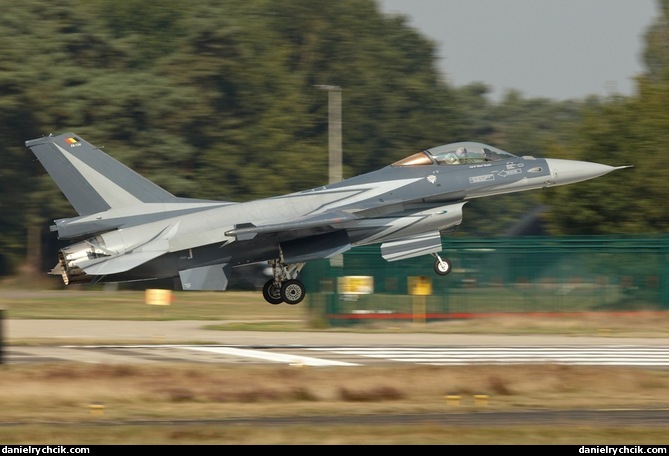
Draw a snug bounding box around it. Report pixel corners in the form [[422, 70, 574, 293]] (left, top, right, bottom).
[[314, 85, 342, 184], [315, 85, 344, 268]]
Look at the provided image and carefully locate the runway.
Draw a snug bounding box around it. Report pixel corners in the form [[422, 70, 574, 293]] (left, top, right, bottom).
[[5, 319, 669, 367], [5, 319, 669, 431], [9, 343, 669, 367]]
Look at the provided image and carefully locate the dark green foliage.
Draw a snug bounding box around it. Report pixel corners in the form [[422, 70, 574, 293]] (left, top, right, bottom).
[[0, 0, 667, 275]]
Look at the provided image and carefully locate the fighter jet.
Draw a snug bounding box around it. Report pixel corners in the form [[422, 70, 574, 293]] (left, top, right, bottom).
[[25, 133, 630, 304]]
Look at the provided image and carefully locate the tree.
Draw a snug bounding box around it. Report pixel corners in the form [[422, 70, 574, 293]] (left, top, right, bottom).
[[541, 0, 669, 234], [4, 0, 661, 278]]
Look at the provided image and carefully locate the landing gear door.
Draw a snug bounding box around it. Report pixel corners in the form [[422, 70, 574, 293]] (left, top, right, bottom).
[[179, 263, 232, 290], [281, 231, 351, 263]]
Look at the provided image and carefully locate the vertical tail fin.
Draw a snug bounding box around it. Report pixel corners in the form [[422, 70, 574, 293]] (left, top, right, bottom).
[[26, 132, 178, 216]]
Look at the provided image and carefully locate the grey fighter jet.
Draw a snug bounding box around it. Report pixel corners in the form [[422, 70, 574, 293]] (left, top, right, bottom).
[[25, 133, 630, 304]]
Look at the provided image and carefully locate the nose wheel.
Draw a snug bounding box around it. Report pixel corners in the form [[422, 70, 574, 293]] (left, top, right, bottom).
[[433, 253, 452, 276]]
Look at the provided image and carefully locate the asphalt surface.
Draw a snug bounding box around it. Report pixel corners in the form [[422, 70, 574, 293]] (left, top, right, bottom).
[[5, 319, 669, 430], [8, 319, 669, 346], [5, 319, 669, 368]]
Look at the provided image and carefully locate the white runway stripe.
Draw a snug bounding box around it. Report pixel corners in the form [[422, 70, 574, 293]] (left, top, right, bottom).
[[308, 346, 669, 366], [182, 346, 360, 366], [62, 344, 669, 367]]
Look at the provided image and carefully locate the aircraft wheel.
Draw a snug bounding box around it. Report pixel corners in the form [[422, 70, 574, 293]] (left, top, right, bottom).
[[281, 279, 305, 305], [262, 280, 284, 304], [434, 257, 452, 276]]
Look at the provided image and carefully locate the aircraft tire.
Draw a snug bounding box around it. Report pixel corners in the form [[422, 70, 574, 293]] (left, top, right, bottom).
[[262, 280, 284, 304], [281, 279, 305, 305], [434, 258, 452, 276]]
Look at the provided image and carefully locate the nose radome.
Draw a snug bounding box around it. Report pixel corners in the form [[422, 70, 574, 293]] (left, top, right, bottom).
[[544, 158, 631, 186]]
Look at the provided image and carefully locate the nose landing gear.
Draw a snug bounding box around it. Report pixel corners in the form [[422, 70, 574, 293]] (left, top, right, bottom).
[[432, 253, 452, 276]]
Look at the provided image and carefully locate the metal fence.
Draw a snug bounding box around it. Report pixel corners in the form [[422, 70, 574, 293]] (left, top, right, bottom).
[[301, 236, 669, 326]]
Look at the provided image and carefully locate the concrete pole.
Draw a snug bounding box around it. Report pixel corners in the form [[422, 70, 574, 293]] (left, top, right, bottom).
[[327, 87, 342, 184], [315, 85, 343, 183], [315, 85, 344, 268]]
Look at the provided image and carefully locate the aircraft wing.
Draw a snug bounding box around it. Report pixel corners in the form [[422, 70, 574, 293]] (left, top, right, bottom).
[[225, 210, 358, 240], [223, 193, 434, 242], [224, 210, 359, 264]]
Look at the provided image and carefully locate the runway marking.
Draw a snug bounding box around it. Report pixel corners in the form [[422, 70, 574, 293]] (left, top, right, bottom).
[[308, 346, 669, 366], [180, 346, 360, 366], [58, 345, 669, 367]]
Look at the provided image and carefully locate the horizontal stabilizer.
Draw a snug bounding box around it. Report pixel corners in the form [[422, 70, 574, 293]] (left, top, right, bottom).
[[80, 250, 166, 275], [381, 231, 443, 262]]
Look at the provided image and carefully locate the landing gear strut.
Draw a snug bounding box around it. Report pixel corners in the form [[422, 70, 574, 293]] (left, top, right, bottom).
[[262, 259, 306, 305], [432, 253, 452, 276]]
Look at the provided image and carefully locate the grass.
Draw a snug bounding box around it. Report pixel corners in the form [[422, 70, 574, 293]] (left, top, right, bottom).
[[2, 286, 669, 444], [4, 288, 669, 338], [2, 424, 667, 445], [1, 363, 669, 444], [0, 289, 298, 321]]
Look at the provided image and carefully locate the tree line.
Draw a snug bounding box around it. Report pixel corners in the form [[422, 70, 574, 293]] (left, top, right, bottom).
[[0, 0, 667, 276]]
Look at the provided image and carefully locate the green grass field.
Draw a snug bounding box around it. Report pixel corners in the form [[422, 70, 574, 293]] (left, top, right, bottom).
[[3, 288, 669, 338]]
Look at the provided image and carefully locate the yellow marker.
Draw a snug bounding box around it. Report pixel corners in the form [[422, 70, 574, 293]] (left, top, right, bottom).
[[445, 395, 460, 406], [474, 394, 489, 406], [145, 289, 172, 306], [89, 402, 105, 415]]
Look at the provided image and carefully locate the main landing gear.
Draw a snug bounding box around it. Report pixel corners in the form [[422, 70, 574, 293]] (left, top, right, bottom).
[[262, 260, 306, 305]]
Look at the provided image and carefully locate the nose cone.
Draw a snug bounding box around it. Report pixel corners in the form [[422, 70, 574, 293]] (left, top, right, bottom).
[[545, 158, 631, 186]]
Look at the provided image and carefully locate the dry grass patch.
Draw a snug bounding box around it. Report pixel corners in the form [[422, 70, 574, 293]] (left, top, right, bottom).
[[2, 363, 669, 444], [1, 363, 669, 423], [411, 312, 669, 337]]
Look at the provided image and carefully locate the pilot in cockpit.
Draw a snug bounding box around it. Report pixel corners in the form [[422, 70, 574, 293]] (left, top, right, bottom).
[[455, 147, 468, 161], [437, 146, 468, 165]]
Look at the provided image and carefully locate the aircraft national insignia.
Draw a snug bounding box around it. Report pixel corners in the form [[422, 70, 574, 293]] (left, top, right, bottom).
[[427, 175, 437, 184], [65, 137, 79, 145]]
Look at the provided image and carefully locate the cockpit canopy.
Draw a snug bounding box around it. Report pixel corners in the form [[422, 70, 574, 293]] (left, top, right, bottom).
[[392, 142, 519, 167]]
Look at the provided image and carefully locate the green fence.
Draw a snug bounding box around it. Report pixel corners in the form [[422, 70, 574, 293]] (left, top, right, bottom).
[[301, 236, 669, 326]]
